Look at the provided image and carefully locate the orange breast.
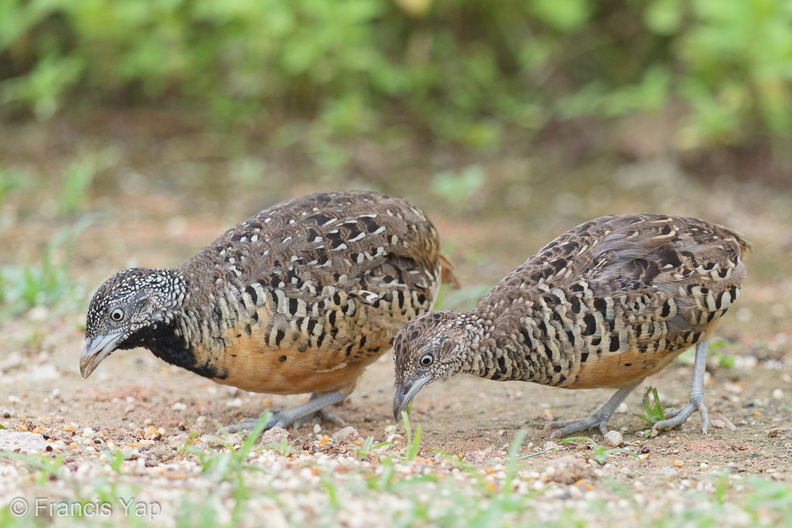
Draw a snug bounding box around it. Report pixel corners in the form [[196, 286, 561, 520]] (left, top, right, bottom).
[[190, 307, 391, 395], [196, 331, 379, 395], [565, 345, 685, 389]]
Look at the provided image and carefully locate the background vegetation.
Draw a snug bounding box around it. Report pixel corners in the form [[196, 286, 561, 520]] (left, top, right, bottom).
[[0, 2, 791, 527], [2, 0, 791, 174]]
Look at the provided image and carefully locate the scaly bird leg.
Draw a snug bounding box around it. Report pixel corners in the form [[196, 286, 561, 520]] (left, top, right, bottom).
[[546, 379, 644, 438], [650, 340, 710, 436], [226, 390, 347, 432]]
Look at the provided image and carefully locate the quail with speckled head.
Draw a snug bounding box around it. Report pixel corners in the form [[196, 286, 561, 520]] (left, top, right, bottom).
[[393, 214, 749, 437], [81, 191, 456, 430]]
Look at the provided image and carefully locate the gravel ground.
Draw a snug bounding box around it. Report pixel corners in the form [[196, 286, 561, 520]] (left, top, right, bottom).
[[0, 122, 791, 526], [0, 312, 789, 526]]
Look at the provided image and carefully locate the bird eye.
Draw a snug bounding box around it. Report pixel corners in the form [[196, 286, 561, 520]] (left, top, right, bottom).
[[419, 353, 434, 366], [110, 308, 125, 322]]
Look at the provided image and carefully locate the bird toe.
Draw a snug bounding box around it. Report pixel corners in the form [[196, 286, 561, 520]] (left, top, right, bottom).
[[650, 399, 709, 436]]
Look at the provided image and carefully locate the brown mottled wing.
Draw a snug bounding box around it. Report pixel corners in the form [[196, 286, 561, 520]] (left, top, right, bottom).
[[568, 215, 749, 387], [177, 191, 446, 393], [582, 215, 748, 330], [478, 214, 749, 389]]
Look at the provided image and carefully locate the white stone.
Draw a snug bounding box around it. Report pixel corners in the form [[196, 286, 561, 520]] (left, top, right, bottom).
[[604, 430, 623, 447]]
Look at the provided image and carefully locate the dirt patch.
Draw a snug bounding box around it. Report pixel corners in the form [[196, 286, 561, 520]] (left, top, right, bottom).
[[1, 118, 791, 525]]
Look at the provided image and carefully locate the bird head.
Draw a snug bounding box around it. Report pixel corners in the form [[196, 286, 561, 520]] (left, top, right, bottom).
[[392, 310, 470, 421], [81, 268, 186, 378]]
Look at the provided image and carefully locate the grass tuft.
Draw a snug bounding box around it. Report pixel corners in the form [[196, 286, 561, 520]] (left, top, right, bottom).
[[400, 411, 423, 462], [633, 387, 667, 428]]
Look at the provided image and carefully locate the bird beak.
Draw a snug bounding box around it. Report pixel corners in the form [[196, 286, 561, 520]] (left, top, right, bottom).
[[393, 375, 432, 421], [80, 333, 123, 378]]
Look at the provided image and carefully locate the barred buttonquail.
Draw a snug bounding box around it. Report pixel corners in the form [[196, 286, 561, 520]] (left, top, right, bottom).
[[393, 214, 749, 437], [81, 191, 456, 429]]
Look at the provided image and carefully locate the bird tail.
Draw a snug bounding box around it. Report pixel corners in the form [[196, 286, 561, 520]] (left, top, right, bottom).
[[439, 253, 460, 289]]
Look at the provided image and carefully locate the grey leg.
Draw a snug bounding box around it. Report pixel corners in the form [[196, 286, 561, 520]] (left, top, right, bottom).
[[650, 340, 710, 436], [226, 390, 347, 432], [547, 379, 644, 438]]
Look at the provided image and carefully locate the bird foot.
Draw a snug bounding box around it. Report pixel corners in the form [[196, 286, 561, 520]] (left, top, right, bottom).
[[222, 390, 349, 433], [545, 414, 611, 438], [649, 396, 709, 437], [292, 408, 346, 429], [222, 414, 280, 433], [223, 408, 346, 433], [545, 382, 642, 438]]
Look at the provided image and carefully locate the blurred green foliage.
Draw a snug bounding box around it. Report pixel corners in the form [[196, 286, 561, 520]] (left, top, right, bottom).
[[0, 217, 91, 316], [431, 165, 485, 209], [0, 0, 790, 149], [58, 147, 118, 214]]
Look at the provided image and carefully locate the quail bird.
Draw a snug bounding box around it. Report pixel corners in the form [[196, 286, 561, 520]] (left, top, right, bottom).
[[392, 214, 749, 437], [82, 191, 456, 430]]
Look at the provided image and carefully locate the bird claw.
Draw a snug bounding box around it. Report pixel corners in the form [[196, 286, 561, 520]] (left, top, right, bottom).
[[545, 382, 641, 438], [545, 416, 611, 438], [221, 414, 278, 433], [292, 408, 346, 429], [221, 390, 349, 433], [649, 398, 709, 437], [223, 408, 346, 433]]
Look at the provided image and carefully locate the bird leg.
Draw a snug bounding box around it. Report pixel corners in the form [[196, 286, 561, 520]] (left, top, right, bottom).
[[650, 340, 710, 436], [546, 379, 644, 438], [227, 390, 348, 432]]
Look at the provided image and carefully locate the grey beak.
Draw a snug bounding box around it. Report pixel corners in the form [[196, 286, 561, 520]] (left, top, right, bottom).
[[393, 375, 432, 421], [80, 333, 123, 378]]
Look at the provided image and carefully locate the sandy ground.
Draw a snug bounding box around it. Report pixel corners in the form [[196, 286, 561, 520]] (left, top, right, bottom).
[[0, 120, 791, 525]]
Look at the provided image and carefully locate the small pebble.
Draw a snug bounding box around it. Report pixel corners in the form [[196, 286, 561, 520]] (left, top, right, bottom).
[[541, 455, 594, 484], [82, 427, 95, 439], [168, 434, 189, 448], [542, 441, 560, 451], [331, 426, 360, 444], [172, 402, 187, 411], [257, 426, 289, 446], [313, 423, 322, 434], [143, 426, 162, 440], [604, 430, 623, 447], [772, 389, 784, 400]]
